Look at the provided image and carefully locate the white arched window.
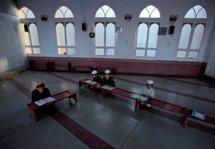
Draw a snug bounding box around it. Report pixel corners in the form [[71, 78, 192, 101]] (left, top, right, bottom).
[[55, 6, 75, 55], [18, 7, 35, 19], [55, 6, 74, 18], [95, 5, 116, 56], [185, 5, 207, 19], [177, 5, 207, 59], [136, 5, 160, 57], [18, 7, 40, 54], [139, 5, 161, 18]]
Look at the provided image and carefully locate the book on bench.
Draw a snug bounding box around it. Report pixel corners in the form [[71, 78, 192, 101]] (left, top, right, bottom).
[[85, 80, 97, 85], [191, 111, 205, 121], [34, 97, 55, 106], [131, 93, 149, 102], [101, 85, 115, 91]]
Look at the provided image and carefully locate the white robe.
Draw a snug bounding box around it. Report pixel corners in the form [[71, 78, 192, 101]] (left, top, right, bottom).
[[141, 86, 155, 99]]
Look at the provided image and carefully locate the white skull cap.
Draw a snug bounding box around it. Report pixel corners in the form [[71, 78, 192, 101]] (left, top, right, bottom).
[[35, 81, 44, 88], [91, 70, 98, 75], [147, 80, 154, 85], [105, 70, 110, 74]]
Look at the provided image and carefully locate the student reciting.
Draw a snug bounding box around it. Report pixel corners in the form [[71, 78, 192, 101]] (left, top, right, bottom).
[[102, 70, 115, 87], [31, 81, 51, 103], [91, 70, 103, 85]]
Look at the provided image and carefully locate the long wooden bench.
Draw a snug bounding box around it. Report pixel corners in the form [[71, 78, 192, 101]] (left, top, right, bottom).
[[29, 60, 49, 71], [72, 66, 116, 74], [52, 60, 71, 71], [28, 90, 77, 121], [79, 79, 215, 131]]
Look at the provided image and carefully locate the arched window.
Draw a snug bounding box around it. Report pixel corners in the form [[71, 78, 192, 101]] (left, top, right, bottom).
[[95, 5, 116, 56], [18, 7, 40, 54], [95, 5, 116, 18], [18, 7, 35, 19], [139, 5, 161, 18], [55, 6, 74, 18], [177, 5, 207, 59], [185, 5, 207, 19], [136, 5, 160, 57], [55, 6, 75, 55]]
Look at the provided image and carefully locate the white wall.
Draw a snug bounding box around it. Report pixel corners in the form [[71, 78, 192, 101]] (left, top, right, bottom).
[[14, 0, 215, 62], [0, 1, 26, 73]]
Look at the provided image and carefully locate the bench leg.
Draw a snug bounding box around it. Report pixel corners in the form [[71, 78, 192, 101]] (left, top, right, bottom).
[[181, 110, 190, 128], [73, 94, 77, 104], [79, 83, 82, 90], [134, 101, 140, 111]]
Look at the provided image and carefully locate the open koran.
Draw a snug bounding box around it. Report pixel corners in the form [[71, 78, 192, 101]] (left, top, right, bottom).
[[34, 97, 55, 106], [85, 80, 97, 85], [131, 93, 149, 102], [191, 111, 205, 120], [101, 85, 115, 91]]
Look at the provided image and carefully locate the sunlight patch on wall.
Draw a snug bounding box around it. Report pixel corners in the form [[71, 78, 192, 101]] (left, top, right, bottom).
[[0, 57, 9, 72]]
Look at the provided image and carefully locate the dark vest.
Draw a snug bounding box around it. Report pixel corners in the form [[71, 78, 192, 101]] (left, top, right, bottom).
[[102, 77, 115, 87], [31, 88, 51, 102]]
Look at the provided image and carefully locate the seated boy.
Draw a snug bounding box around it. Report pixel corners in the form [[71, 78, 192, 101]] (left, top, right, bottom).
[[102, 70, 115, 87], [31, 81, 51, 103], [91, 70, 103, 85], [140, 80, 155, 107]]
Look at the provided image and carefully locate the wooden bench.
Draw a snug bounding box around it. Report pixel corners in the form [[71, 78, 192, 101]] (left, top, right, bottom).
[[185, 111, 215, 133], [28, 90, 77, 121], [29, 60, 49, 71], [79, 78, 215, 132], [72, 66, 116, 74], [79, 79, 143, 111], [79, 79, 193, 127], [52, 60, 71, 72], [72, 66, 91, 72]]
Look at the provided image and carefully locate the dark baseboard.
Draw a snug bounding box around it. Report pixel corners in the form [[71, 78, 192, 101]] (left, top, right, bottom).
[[27, 56, 207, 77]]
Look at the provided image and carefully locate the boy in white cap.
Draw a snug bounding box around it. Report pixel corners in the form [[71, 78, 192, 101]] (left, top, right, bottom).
[[102, 70, 115, 87], [91, 70, 103, 85], [142, 80, 155, 98], [140, 80, 155, 106], [31, 81, 51, 103]]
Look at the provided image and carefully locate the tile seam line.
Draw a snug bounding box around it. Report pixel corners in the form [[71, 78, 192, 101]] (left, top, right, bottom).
[[118, 110, 147, 149]]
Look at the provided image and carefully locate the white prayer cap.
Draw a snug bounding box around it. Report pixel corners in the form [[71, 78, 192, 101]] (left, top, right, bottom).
[[35, 81, 44, 88], [147, 80, 154, 85], [91, 70, 98, 75], [105, 70, 110, 74]]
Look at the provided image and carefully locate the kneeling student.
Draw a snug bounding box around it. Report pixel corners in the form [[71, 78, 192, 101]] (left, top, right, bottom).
[[32, 81, 51, 103], [102, 70, 115, 87]]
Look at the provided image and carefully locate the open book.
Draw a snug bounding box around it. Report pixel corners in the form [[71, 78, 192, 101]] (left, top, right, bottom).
[[191, 111, 205, 121], [131, 93, 149, 102], [34, 97, 55, 106], [85, 80, 97, 85], [101, 85, 115, 91]]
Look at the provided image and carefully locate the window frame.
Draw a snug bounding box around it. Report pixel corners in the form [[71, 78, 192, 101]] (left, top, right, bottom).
[[135, 20, 160, 58], [55, 22, 75, 55], [94, 5, 117, 57], [19, 7, 41, 55], [177, 20, 207, 60], [135, 5, 161, 59], [55, 7, 75, 56], [21, 20, 41, 55], [94, 22, 116, 57]]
